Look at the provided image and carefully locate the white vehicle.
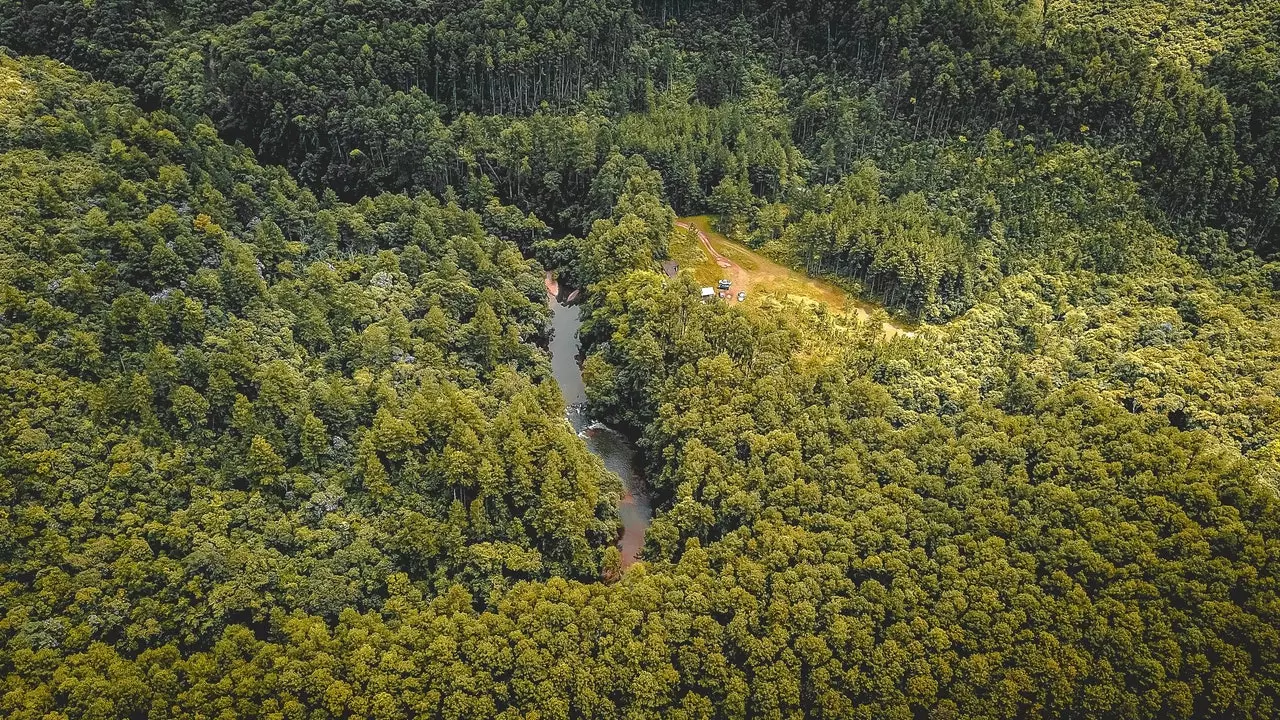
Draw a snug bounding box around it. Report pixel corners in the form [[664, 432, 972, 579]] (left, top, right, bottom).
[[737, 291, 746, 302], [700, 287, 715, 299]]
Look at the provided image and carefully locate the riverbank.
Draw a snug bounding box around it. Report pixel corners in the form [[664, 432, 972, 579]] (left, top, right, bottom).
[[544, 273, 651, 570]]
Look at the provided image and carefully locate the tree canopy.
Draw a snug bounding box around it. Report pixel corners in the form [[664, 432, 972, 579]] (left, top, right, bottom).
[[3, 0, 1280, 716]]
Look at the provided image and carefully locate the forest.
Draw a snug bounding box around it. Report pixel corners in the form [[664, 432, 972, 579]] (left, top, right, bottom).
[[1, 0, 1279, 717]]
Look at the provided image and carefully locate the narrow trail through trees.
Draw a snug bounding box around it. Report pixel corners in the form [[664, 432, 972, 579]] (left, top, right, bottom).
[[677, 220, 734, 268]]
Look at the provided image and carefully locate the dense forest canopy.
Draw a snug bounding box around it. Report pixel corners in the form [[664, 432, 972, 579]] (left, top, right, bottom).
[[2, 0, 1280, 717]]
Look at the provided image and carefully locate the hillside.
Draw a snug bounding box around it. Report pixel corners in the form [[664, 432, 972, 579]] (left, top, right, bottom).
[[0, 52, 620, 689], [2, 1, 1280, 718]]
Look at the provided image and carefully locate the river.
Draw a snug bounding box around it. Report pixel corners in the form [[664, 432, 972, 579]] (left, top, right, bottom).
[[545, 275, 651, 569]]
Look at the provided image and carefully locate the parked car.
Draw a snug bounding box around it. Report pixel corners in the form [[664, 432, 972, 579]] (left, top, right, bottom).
[[737, 291, 746, 302], [717, 279, 731, 290]]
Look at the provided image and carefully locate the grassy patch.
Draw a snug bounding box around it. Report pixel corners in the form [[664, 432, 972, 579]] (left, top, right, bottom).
[[673, 216, 912, 336]]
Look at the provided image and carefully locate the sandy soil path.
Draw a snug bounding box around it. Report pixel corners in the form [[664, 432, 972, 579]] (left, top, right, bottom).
[[676, 220, 733, 269]]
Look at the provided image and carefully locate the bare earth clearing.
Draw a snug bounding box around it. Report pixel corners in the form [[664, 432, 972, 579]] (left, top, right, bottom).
[[673, 217, 913, 337]]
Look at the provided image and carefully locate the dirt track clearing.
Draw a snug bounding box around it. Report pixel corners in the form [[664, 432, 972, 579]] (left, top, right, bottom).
[[673, 216, 913, 337]]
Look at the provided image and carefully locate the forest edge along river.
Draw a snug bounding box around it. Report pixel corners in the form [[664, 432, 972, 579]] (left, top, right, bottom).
[[544, 244, 907, 572], [545, 272, 651, 571]]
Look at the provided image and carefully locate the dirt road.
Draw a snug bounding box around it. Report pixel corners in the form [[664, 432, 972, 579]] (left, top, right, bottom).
[[676, 220, 733, 269], [673, 217, 915, 337]]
